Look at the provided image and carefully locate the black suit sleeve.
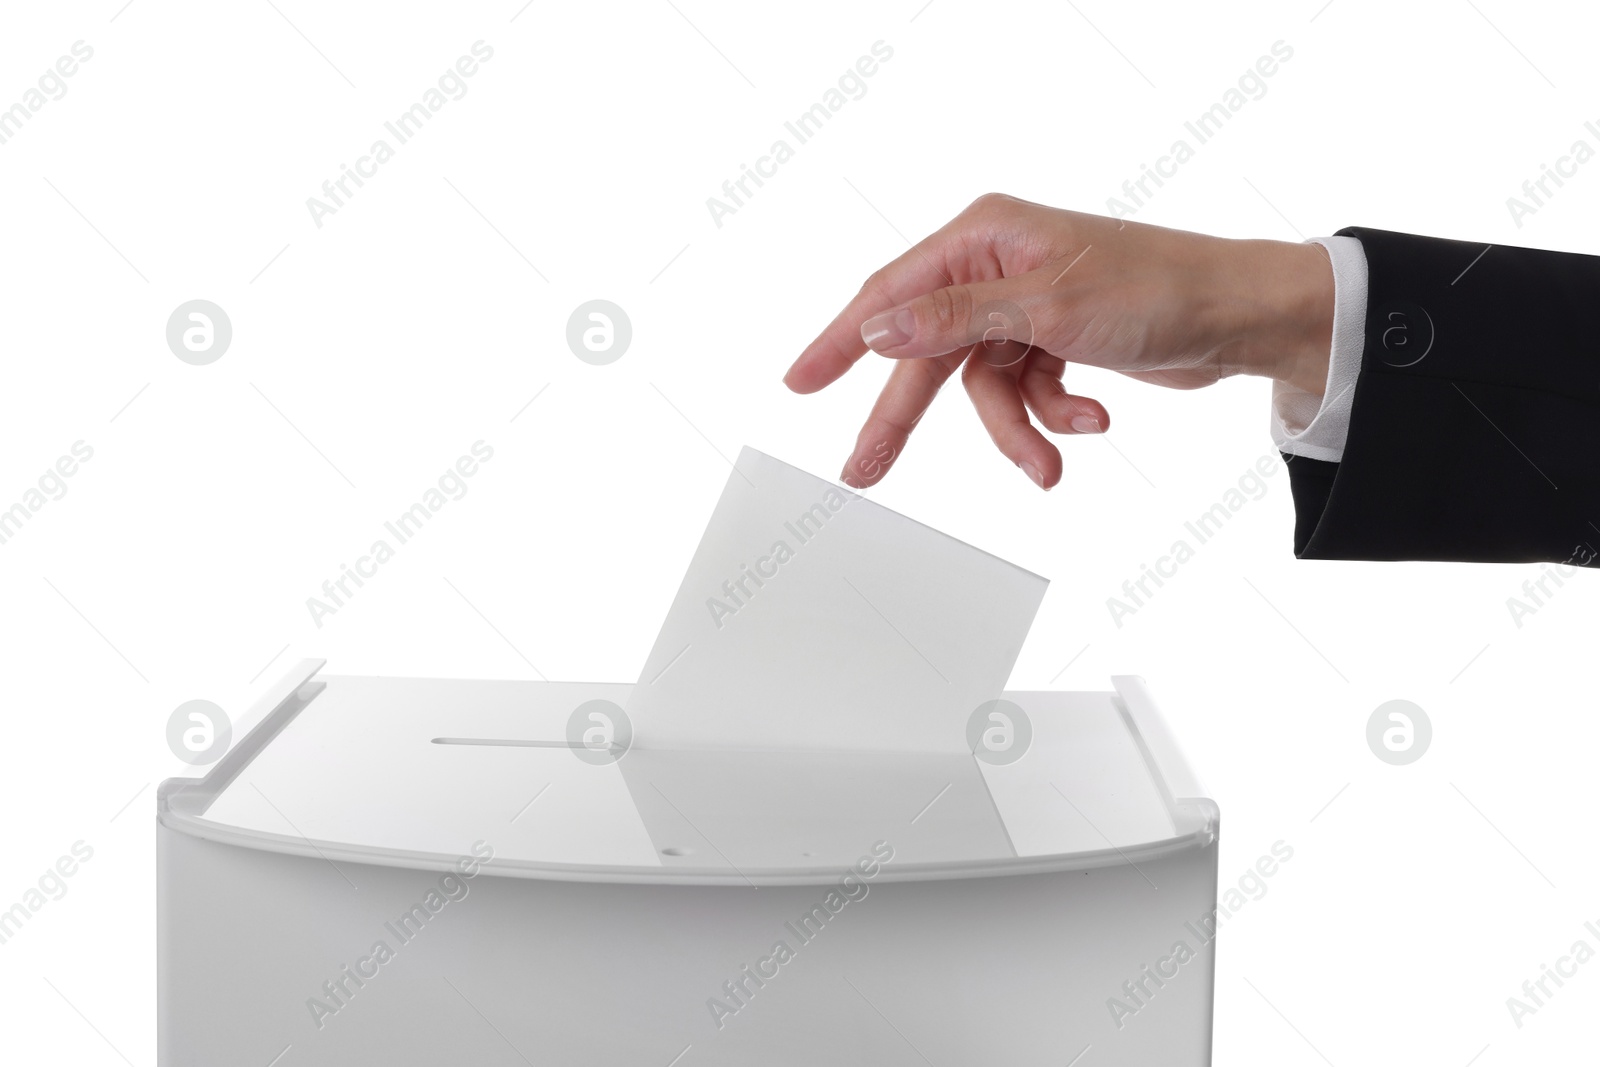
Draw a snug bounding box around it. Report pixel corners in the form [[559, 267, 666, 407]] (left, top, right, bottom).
[[1284, 226, 1600, 566]]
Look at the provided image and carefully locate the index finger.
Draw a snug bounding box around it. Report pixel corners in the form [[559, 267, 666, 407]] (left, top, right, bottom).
[[841, 351, 965, 487], [783, 233, 957, 395]]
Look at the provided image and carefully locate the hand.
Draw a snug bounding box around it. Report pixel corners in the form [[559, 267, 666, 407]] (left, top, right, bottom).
[[784, 194, 1334, 490]]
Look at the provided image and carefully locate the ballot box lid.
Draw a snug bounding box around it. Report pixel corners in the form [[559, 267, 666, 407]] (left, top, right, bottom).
[[159, 661, 1217, 886]]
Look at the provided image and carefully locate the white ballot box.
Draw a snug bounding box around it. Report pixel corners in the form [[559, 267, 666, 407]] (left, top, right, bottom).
[[158, 659, 1219, 1066]]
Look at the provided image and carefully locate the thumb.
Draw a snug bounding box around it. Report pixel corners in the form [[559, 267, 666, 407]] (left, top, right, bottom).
[[858, 274, 1048, 361]]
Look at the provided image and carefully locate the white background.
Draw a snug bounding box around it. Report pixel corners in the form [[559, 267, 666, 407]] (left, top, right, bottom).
[[2, 0, 1597, 1063]]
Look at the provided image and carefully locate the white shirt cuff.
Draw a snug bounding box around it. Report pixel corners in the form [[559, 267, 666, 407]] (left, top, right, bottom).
[[1270, 235, 1368, 463]]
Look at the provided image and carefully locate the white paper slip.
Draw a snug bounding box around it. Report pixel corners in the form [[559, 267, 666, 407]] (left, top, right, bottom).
[[626, 447, 1047, 753]]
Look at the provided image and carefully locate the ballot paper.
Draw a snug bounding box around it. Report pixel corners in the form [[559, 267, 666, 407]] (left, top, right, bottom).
[[626, 447, 1047, 754]]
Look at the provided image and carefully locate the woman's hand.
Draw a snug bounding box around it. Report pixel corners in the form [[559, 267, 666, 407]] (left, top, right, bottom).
[[784, 194, 1334, 490]]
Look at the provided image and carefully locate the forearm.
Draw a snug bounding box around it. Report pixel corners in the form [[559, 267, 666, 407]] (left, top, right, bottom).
[[1204, 237, 1335, 397]]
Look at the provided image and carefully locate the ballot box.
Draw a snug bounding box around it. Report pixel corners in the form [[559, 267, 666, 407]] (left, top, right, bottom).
[[158, 660, 1219, 1066]]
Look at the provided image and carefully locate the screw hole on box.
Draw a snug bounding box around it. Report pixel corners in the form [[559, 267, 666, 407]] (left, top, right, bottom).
[[661, 847, 692, 857]]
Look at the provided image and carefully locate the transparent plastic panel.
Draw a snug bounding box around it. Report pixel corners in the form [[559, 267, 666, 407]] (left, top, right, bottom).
[[192, 679, 1188, 876]]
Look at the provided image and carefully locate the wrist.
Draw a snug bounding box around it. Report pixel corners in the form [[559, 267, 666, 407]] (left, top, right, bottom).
[[1207, 238, 1334, 395]]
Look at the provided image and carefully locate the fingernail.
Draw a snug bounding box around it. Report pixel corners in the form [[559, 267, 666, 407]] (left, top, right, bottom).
[[1020, 460, 1047, 489], [840, 462, 865, 488], [861, 308, 914, 352], [1071, 415, 1103, 434]]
